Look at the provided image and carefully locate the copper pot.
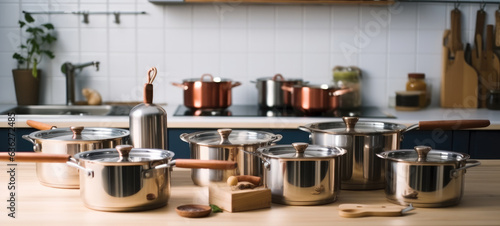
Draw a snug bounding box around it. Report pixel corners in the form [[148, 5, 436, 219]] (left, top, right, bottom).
[[172, 74, 241, 109], [282, 84, 351, 115]]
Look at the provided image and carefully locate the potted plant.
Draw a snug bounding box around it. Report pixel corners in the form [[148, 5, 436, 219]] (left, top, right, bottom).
[[12, 12, 56, 105]]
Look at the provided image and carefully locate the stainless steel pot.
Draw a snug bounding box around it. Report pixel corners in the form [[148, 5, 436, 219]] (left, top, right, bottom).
[[0, 145, 237, 212], [22, 125, 129, 189], [171, 74, 241, 109], [252, 74, 305, 109], [253, 143, 346, 205], [299, 117, 490, 190], [376, 146, 480, 207], [180, 128, 282, 186]]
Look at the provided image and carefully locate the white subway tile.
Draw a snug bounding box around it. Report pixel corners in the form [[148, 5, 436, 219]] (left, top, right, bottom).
[[0, 77, 15, 104], [331, 29, 358, 53], [248, 29, 274, 53], [221, 53, 247, 79], [248, 53, 274, 77], [361, 77, 386, 107], [417, 29, 444, 54], [359, 53, 387, 79], [416, 53, 441, 80], [165, 53, 193, 77], [137, 28, 164, 53], [51, 77, 67, 104], [221, 29, 246, 53], [332, 5, 359, 29], [220, 5, 247, 29], [331, 52, 359, 67], [275, 53, 302, 78], [80, 28, 107, 52], [0, 53, 17, 75], [109, 53, 136, 78], [136, 52, 165, 77], [53, 28, 79, 52], [193, 28, 220, 52], [303, 6, 330, 29], [303, 53, 331, 81], [418, 3, 446, 30], [164, 5, 192, 28], [248, 5, 274, 29], [78, 4, 108, 28], [193, 5, 221, 28], [193, 53, 220, 76], [387, 53, 416, 78], [165, 29, 192, 53], [0, 4, 19, 27], [109, 4, 137, 28], [76, 76, 109, 103], [275, 29, 302, 53], [137, 2, 164, 28], [108, 77, 137, 102], [358, 27, 388, 53], [49, 4, 80, 28], [388, 2, 417, 30], [388, 29, 416, 54], [276, 6, 302, 29], [304, 29, 330, 53], [0, 28, 20, 52], [109, 28, 136, 52], [79, 53, 107, 78]]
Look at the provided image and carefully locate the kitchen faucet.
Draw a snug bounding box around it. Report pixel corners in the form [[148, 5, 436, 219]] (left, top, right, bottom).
[[61, 61, 100, 105]]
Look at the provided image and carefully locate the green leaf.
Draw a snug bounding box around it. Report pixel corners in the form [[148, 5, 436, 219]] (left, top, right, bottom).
[[24, 13, 34, 23], [42, 23, 54, 30], [32, 60, 38, 79], [209, 204, 222, 213], [18, 21, 26, 28], [41, 50, 55, 59]]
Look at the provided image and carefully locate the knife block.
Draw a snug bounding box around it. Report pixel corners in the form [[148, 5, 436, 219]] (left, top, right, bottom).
[[208, 183, 271, 212]]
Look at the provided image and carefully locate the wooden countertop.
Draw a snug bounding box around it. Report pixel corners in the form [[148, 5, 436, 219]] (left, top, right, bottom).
[[1, 161, 499, 225]]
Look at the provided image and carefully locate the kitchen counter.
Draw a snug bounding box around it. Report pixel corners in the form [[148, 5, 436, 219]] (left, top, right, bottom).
[[1, 161, 499, 226], [1, 104, 500, 129]]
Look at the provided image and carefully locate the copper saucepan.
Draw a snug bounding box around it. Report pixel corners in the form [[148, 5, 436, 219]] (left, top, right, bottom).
[[172, 74, 241, 109], [282, 84, 352, 115]]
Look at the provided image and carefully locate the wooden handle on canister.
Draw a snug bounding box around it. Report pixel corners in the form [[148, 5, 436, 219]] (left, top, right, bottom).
[[236, 175, 262, 186], [0, 153, 71, 163], [418, 120, 490, 130], [174, 159, 237, 170], [26, 120, 56, 130]]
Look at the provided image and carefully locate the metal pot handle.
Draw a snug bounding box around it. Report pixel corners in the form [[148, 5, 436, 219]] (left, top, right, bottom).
[[66, 158, 94, 178], [404, 120, 491, 133], [153, 159, 237, 170], [450, 160, 481, 178], [179, 133, 190, 143], [298, 125, 311, 133], [270, 134, 283, 144]]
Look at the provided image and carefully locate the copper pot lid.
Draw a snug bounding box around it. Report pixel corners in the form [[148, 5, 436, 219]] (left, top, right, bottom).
[[258, 143, 347, 160], [301, 117, 407, 135], [74, 145, 173, 164], [180, 128, 282, 147], [377, 146, 470, 164], [182, 74, 232, 83], [28, 126, 130, 141]]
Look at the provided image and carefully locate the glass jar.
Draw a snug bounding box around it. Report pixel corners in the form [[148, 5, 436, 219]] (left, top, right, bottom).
[[333, 66, 362, 109], [406, 73, 427, 108]]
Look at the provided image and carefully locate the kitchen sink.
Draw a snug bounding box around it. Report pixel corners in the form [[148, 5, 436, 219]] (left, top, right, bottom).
[[1, 105, 134, 116]]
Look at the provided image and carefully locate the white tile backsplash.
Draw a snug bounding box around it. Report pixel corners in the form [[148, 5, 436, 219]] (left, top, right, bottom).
[[1, 1, 495, 107]]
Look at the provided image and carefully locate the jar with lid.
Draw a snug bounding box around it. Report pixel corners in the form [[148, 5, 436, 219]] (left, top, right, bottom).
[[406, 73, 428, 108], [332, 66, 362, 110]]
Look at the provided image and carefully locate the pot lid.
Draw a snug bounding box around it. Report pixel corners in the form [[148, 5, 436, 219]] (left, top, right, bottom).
[[183, 73, 232, 83], [301, 117, 407, 135], [258, 143, 346, 159], [73, 145, 174, 164], [256, 73, 303, 82], [180, 129, 282, 147], [29, 126, 130, 141], [377, 146, 470, 163]]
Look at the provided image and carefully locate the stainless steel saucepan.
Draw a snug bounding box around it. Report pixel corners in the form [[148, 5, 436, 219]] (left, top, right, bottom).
[[1, 145, 236, 212]]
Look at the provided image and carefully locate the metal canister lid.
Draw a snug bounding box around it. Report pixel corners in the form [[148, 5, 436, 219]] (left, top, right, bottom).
[[29, 126, 130, 141], [258, 143, 346, 160], [377, 146, 470, 163], [180, 129, 282, 147], [301, 117, 407, 135], [74, 145, 173, 164]]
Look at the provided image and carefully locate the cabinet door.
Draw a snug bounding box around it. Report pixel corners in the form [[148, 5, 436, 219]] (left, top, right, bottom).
[[469, 131, 500, 159]]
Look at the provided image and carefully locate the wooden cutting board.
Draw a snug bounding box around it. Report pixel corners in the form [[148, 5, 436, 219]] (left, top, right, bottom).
[[441, 8, 478, 108]]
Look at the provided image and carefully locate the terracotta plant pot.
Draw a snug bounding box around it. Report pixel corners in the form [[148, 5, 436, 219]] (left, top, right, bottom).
[[12, 69, 40, 105]]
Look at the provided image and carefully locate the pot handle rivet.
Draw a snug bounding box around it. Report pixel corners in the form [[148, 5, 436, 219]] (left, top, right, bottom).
[[218, 128, 232, 145], [343, 117, 359, 131], [414, 145, 431, 162], [292, 142, 308, 155], [70, 126, 84, 139], [116, 145, 133, 161]]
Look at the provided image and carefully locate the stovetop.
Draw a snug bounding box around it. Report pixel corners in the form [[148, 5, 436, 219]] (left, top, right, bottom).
[[174, 105, 395, 118]]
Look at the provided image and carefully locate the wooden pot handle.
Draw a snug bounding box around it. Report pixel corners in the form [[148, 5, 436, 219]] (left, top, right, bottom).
[[174, 159, 237, 170], [26, 120, 56, 130], [236, 175, 261, 186], [418, 120, 490, 130], [0, 153, 71, 163]]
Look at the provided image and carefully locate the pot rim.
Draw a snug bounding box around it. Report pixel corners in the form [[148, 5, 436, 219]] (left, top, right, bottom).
[[179, 129, 282, 148], [299, 121, 407, 136], [376, 149, 471, 165], [27, 127, 130, 142], [73, 147, 174, 166], [257, 144, 347, 160]]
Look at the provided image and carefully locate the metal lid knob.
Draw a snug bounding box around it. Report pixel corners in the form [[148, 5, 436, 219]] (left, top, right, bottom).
[[116, 145, 133, 162], [414, 145, 431, 162], [218, 128, 232, 145], [292, 142, 308, 157], [343, 117, 359, 131], [70, 126, 84, 139]]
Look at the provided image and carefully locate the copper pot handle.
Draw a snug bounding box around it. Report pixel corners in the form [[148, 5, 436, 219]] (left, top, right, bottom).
[[281, 84, 293, 92], [231, 81, 242, 88], [171, 82, 188, 90], [329, 88, 353, 97], [200, 73, 214, 81], [272, 73, 284, 81]]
